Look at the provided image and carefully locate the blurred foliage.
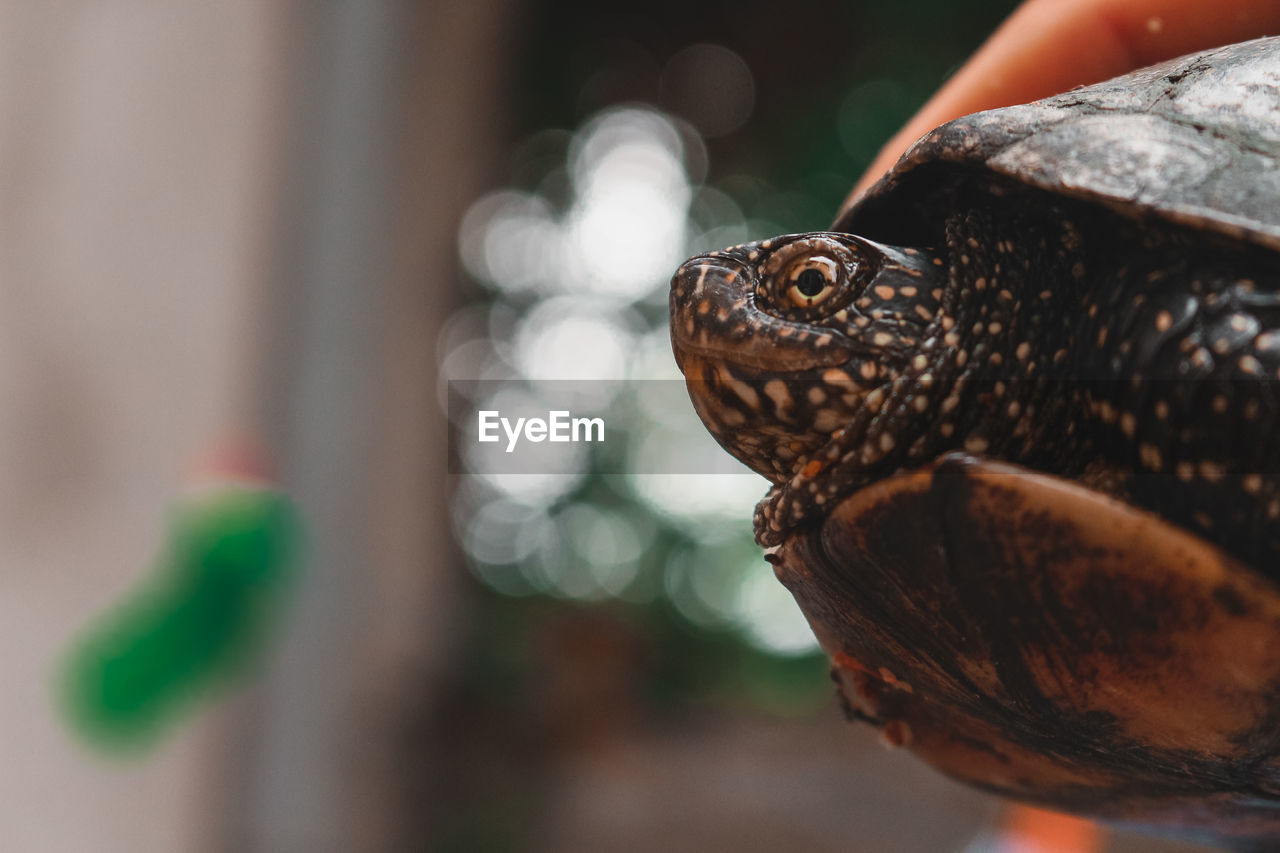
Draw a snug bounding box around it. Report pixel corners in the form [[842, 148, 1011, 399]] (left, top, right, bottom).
[[508, 0, 1018, 216], [462, 0, 1020, 684], [441, 0, 1019, 846]]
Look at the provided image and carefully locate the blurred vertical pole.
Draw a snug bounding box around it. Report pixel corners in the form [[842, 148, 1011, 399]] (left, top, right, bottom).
[[233, 2, 403, 851], [228, 1, 513, 851]]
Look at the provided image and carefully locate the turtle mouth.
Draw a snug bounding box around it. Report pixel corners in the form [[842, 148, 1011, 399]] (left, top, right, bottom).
[[673, 334, 855, 374], [669, 255, 856, 375]]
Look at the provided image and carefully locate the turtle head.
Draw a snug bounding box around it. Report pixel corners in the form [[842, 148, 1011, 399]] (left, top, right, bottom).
[[670, 233, 945, 483]]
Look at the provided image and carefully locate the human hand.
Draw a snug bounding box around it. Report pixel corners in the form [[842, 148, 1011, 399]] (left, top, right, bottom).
[[850, 0, 1280, 203]]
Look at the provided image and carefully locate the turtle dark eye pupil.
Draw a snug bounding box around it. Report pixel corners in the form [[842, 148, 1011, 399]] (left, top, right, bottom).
[[795, 268, 828, 297]]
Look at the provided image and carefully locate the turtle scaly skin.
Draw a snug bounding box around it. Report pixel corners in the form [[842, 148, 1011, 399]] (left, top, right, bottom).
[[672, 181, 1280, 569], [669, 37, 1280, 844]]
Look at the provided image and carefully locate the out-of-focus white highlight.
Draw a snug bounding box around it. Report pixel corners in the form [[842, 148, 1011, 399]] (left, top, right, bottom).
[[514, 299, 632, 381], [451, 95, 820, 657], [458, 107, 696, 301], [564, 109, 691, 299], [458, 191, 560, 294]]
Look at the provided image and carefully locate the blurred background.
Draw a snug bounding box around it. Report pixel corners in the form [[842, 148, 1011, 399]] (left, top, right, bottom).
[[0, 1, 1223, 851]]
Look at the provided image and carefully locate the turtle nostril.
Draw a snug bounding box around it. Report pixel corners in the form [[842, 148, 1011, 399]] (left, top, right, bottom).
[[671, 256, 749, 298]]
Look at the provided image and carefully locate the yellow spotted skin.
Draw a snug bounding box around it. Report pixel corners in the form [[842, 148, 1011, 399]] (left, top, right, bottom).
[[671, 180, 1280, 572], [671, 232, 944, 483]]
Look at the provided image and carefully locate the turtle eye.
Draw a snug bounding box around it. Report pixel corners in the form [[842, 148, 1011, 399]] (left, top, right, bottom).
[[759, 235, 863, 320], [782, 256, 842, 309]]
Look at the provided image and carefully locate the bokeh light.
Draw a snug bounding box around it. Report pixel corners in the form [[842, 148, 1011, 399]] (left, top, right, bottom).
[[564, 108, 694, 299], [459, 190, 561, 294], [513, 298, 634, 382], [447, 63, 821, 655]]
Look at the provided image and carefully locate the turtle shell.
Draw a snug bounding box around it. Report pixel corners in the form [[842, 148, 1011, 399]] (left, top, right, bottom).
[[836, 38, 1280, 252], [772, 455, 1280, 844]]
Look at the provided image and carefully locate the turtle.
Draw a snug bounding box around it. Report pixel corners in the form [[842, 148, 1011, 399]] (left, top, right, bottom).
[[669, 37, 1280, 847]]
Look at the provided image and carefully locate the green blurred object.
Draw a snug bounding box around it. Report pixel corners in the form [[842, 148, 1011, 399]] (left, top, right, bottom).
[[60, 484, 303, 751]]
